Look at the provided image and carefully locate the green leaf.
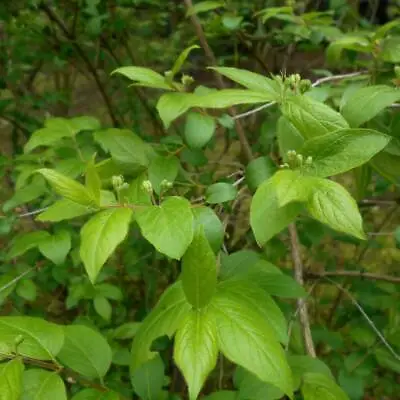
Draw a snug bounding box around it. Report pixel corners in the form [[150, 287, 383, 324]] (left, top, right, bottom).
[[7, 231, 50, 259], [131, 355, 165, 400], [157, 90, 274, 128], [192, 206, 224, 253], [130, 282, 191, 374], [288, 355, 333, 391], [370, 151, 400, 183], [338, 369, 364, 400], [94, 129, 151, 168], [157, 92, 194, 129], [94, 296, 112, 321], [222, 15, 243, 31], [300, 128, 391, 177], [184, 112, 216, 149], [181, 228, 217, 308], [0, 317, 64, 360], [113, 323, 141, 340], [209, 285, 293, 397], [37, 168, 96, 207], [217, 279, 288, 345], [304, 177, 366, 240], [341, 85, 400, 128], [3, 176, 47, 213], [80, 208, 133, 283], [174, 309, 218, 400], [223, 257, 306, 299], [380, 36, 400, 63], [246, 156, 277, 192], [38, 230, 71, 265], [21, 369, 67, 400], [71, 389, 120, 400], [374, 347, 400, 374], [186, 1, 225, 16], [0, 358, 24, 400], [95, 283, 123, 301], [85, 158, 102, 205], [209, 67, 279, 99], [206, 183, 237, 204], [135, 196, 194, 259], [36, 199, 93, 222], [112, 66, 172, 90], [326, 36, 371, 64], [148, 154, 179, 194], [250, 174, 303, 246], [57, 325, 112, 379], [16, 280, 37, 302], [282, 95, 349, 138], [301, 373, 349, 400], [68, 116, 101, 133], [219, 250, 261, 281], [203, 392, 237, 400], [171, 45, 200, 78], [234, 367, 283, 400]]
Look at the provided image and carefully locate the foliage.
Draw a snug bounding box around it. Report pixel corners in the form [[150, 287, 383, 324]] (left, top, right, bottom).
[[1, 0, 400, 399]]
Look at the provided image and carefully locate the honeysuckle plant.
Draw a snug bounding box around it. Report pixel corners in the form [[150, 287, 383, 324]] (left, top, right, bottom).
[[1, 2, 400, 400], [2, 37, 400, 399]]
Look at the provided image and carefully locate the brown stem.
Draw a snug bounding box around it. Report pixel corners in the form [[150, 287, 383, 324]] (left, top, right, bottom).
[[39, 2, 120, 126], [288, 223, 316, 358], [183, 0, 253, 162], [307, 270, 400, 284]]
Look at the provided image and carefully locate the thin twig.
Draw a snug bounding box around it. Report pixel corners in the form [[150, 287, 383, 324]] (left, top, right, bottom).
[[307, 270, 400, 284], [288, 223, 316, 357], [0, 267, 36, 294], [183, 0, 253, 162], [233, 101, 276, 120], [311, 70, 368, 87], [323, 277, 400, 361], [234, 70, 369, 121]]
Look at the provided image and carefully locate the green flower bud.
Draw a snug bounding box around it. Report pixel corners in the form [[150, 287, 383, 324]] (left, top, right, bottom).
[[296, 154, 303, 165], [14, 335, 24, 346], [161, 179, 173, 190], [305, 156, 313, 165], [112, 175, 124, 189], [181, 74, 194, 86], [287, 150, 297, 160], [141, 180, 153, 193]]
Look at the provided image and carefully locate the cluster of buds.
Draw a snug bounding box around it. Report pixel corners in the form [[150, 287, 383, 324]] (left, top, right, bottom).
[[141, 180, 153, 194], [112, 175, 129, 192], [280, 150, 312, 169], [283, 74, 312, 94], [160, 179, 173, 191]]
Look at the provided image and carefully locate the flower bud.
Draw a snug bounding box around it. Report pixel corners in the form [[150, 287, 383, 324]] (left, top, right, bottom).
[[181, 74, 194, 86], [141, 180, 153, 193], [305, 156, 313, 165], [112, 175, 124, 189], [296, 154, 303, 165], [14, 334, 24, 347], [160, 179, 173, 190]]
